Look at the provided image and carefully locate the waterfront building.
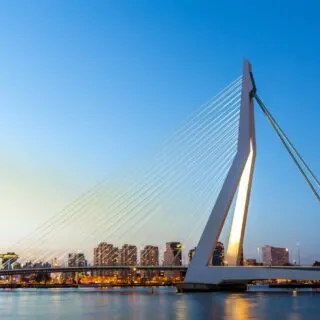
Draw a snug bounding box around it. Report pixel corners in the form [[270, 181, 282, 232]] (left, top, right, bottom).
[[140, 245, 159, 266], [212, 241, 224, 266], [94, 242, 119, 266], [93, 242, 120, 276], [120, 244, 137, 266], [33, 261, 51, 268], [244, 258, 257, 266], [262, 245, 289, 266], [163, 242, 182, 266], [93, 247, 99, 266], [33, 262, 42, 268], [112, 247, 120, 266], [119, 244, 137, 279], [23, 261, 33, 269], [140, 245, 159, 278], [67, 253, 87, 267]]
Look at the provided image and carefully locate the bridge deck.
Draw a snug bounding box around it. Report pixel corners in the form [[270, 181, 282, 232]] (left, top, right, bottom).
[[1, 266, 320, 277], [0, 265, 188, 276]]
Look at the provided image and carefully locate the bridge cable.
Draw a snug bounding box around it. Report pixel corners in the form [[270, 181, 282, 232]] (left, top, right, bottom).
[[14, 79, 242, 260], [36, 86, 241, 264], [254, 94, 320, 202], [255, 95, 320, 188], [36, 103, 239, 262], [13, 76, 242, 265]]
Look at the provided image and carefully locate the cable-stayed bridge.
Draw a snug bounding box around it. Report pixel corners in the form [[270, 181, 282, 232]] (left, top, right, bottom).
[[2, 60, 319, 289]]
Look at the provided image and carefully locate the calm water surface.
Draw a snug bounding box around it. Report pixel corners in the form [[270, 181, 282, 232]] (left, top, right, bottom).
[[0, 287, 319, 319]]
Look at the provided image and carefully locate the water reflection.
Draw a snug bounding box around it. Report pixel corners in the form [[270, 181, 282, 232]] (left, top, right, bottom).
[[0, 288, 319, 319], [224, 294, 254, 320], [175, 299, 187, 320]]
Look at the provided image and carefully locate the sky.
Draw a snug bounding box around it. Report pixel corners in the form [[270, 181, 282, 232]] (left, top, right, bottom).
[[0, 0, 319, 263]]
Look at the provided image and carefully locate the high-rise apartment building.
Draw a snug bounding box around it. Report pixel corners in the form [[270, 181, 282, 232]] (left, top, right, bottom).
[[68, 253, 87, 267], [140, 245, 159, 278], [120, 244, 137, 266], [163, 242, 182, 266], [140, 245, 159, 266], [93, 242, 119, 266], [262, 245, 289, 266]]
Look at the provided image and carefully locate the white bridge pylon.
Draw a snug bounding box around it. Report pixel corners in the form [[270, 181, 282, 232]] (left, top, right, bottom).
[[184, 60, 320, 286]]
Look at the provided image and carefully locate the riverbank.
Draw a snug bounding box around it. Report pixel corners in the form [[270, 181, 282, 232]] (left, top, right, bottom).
[[0, 283, 179, 289]]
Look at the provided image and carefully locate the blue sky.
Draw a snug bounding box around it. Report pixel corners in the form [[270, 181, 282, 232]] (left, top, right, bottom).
[[0, 1, 319, 263]]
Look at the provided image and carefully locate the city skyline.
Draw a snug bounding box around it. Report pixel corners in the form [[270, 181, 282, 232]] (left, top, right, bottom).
[[3, 239, 312, 270]]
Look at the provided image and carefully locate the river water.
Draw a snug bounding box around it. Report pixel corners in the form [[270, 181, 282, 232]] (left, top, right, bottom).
[[0, 287, 319, 319]]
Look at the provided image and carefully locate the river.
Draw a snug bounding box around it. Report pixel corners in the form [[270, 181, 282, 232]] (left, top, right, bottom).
[[0, 287, 319, 319]]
